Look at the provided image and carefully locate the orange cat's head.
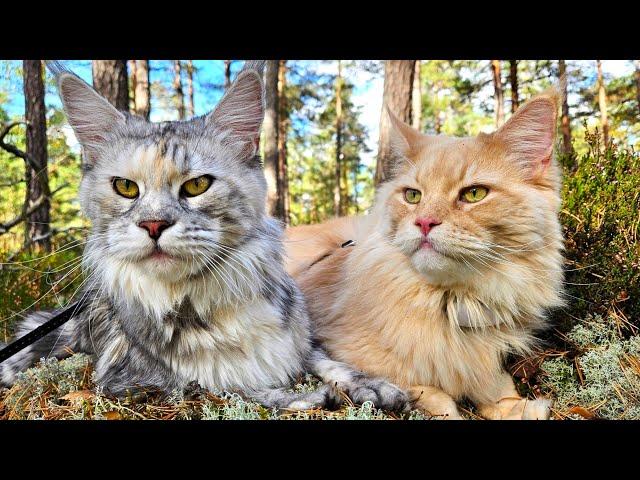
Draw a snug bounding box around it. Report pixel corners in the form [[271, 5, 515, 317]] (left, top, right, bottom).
[[372, 90, 564, 288]]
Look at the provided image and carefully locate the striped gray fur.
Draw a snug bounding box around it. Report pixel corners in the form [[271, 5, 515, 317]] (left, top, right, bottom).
[[1, 61, 408, 411]]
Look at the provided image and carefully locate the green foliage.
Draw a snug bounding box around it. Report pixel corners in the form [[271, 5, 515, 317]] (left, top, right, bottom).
[[287, 61, 372, 225], [541, 315, 640, 419], [559, 128, 640, 327]]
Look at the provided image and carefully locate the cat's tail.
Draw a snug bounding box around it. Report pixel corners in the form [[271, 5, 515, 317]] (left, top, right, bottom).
[[0, 310, 77, 387]]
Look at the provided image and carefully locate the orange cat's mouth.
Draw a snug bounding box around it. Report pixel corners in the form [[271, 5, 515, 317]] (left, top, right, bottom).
[[420, 238, 434, 250]]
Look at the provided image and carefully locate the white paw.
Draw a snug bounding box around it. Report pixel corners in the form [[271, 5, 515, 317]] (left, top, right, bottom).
[[503, 398, 552, 420]]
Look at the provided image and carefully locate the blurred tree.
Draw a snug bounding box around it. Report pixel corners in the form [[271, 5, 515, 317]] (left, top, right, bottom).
[[92, 60, 128, 110], [509, 60, 519, 112], [186, 60, 195, 118], [173, 60, 185, 120], [334, 60, 344, 216], [412, 61, 422, 130], [596, 60, 609, 145], [277, 60, 290, 224], [263, 60, 280, 217], [558, 60, 573, 157], [135, 60, 151, 120], [23, 60, 51, 252], [636, 60, 640, 117], [376, 60, 415, 185], [490, 60, 504, 127]]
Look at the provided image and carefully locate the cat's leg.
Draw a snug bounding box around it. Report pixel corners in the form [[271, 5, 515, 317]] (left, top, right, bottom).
[[246, 383, 343, 410], [407, 385, 463, 419], [473, 370, 552, 420], [307, 347, 410, 411], [0, 311, 78, 386]]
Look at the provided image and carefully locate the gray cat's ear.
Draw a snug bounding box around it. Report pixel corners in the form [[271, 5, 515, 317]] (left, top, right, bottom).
[[52, 66, 126, 164], [206, 65, 264, 158]]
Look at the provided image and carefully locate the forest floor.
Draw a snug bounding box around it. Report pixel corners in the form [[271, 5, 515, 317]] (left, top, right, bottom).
[[2, 311, 639, 420]]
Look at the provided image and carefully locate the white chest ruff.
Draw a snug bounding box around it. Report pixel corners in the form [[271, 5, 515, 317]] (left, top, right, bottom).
[[163, 299, 304, 392]]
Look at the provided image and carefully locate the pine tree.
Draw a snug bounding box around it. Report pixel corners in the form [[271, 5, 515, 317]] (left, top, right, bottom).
[[263, 60, 280, 217], [23, 60, 50, 252], [92, 60, 129, 110], [376, 60, 415, 185], [173, 60, 185, 120], [490, 60, 504, 127]]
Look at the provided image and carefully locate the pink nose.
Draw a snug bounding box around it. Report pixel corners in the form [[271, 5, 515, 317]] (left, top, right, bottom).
[[415, 217, 442, 236], [138, 220, 173, 240]]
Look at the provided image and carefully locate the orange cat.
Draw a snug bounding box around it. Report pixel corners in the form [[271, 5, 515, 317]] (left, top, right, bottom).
[[285, 91, 564, 419]]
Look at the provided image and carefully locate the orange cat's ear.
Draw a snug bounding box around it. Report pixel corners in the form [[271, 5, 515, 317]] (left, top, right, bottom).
[[385, 106, 424, 157], [493, 89, 559, 177]]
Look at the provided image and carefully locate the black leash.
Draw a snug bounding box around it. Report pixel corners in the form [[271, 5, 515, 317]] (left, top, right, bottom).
[[0, 300, 88, 364], [0, 240, 359, 365]]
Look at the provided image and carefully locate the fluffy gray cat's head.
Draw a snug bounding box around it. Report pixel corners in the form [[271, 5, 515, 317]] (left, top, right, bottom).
[[52, 61, 269, 286]]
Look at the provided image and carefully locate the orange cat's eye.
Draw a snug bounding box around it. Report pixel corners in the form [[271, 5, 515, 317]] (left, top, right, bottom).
[[460, 186, 488, 203], [404, 188, 422, 204]]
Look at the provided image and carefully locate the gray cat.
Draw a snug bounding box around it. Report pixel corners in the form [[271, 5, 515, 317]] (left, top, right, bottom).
[[0, 60, 408, 411]]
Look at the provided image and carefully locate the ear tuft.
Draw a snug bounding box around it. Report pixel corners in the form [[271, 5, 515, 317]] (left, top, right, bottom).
[[494, 90, 559, 176]]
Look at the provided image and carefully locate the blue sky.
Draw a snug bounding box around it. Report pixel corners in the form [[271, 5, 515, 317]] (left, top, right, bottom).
[[0, 60, 634, 167]]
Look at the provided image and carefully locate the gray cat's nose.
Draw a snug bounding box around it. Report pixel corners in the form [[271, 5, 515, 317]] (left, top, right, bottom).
[[138, 220, 174, 240]]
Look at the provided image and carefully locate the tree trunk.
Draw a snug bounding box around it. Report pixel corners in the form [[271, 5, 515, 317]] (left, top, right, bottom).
[[412, 60, 422, 130], [596, 60, 609, 146], [491, 60, 504, 127], [173, 61, 185, 120], [375, 60, 415, 186], [224, 60, 232, 90], [263, 60, 279, 218], [558, 60, 573, 156], [133, 60, 150, 120], [92, 60, 129, 110], [23, 60, 51, 252], [635, 60, 640, 118], [128, 60, 137, 112], [276, 60, 290, 225], [509, 60, 519, 113], [186, 60, 195, 118], [334, 60, 344, 216]]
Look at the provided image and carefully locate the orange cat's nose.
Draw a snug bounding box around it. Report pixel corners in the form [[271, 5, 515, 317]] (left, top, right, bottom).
[[415, 217, 441, 236]]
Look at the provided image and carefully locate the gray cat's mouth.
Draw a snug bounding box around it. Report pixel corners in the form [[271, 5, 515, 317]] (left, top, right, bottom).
[[148, 246, 174, 261]]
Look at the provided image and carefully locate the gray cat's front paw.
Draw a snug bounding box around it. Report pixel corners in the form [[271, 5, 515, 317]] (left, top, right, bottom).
[[339, 375, 410, 412], [286, 383, 343, 410]]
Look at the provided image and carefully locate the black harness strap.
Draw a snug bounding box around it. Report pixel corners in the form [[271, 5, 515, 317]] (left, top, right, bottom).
[[0, 300, 88, 364]]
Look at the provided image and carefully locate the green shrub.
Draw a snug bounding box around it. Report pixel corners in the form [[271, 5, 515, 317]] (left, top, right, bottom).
[[558, 129, 640, 329]]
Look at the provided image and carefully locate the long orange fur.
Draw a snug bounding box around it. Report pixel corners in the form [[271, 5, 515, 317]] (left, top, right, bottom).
[[285, 90, 565, 419]]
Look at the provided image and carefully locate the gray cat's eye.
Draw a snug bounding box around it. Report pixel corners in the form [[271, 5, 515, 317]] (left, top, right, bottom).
[[113, 177, 139, 199], [181, 175, 213, 198]]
